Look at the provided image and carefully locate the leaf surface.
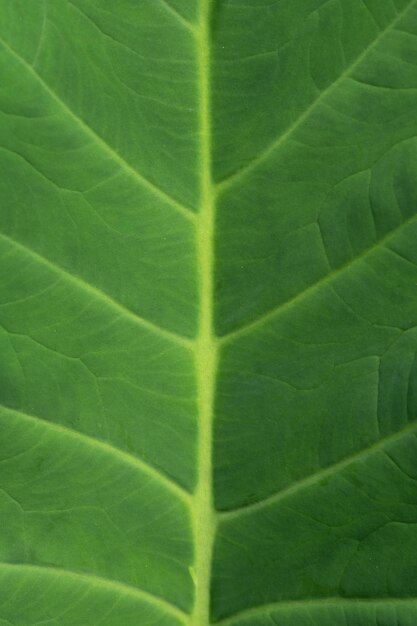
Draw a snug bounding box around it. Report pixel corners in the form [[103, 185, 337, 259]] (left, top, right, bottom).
[[1, 1, 417, 625]]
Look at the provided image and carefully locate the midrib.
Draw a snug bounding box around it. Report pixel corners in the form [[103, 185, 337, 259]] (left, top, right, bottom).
[[192, 1, 217, 626]]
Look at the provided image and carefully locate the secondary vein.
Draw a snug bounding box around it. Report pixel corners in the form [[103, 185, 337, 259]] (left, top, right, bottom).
[[0, 562, 188, 623], [219, 211, 417, 345], [219, 420, 417, 521], [216, 0, 417, 192], [0, 230, 193, 350], [0, 35, 196, 222], [0, 404, 191, 505], [215, 596, 417, 626]]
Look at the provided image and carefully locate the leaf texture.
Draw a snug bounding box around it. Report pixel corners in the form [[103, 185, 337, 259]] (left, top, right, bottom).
[[1, 1, 417, 625]]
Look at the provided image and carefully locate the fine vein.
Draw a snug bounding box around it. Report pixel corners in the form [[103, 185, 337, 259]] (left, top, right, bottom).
[[157, 0, 197, 33], [216, 596, 417, 626], [220, 420, 417, 520], [192, 1, 217, 625], [217, 0, 417, 191], [0, 404, 191, 505], [0, 562, 187, 623], [0, 230, 192, 350], [0, 35, 195, 222], [220, 212, 417, 345]]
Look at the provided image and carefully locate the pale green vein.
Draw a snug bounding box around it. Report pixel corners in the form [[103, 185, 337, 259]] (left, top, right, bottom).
[[66, 0, 196, 57], [70, 0, 196, 34], [32, 0, 47, 67], [0, 404, 191, 505], [216, 597, 417, 626], [0, 562, 188, 623], [157, 0, 197, 33], [219, 420, 417, 520], [191, 1, 217, 626], [216, 0, 417, 191], [0, 230, 193, 350], [4, 326, 193, 404], [219, 211, 417, 345], [0, 35, 196, 222]]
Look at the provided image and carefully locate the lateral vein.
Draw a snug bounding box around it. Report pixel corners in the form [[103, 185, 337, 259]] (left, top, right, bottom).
[[219, 212, 417, 345], [0, 562, 188, 623], [216, 0, 417, 191], [0, 404, 192, 505], [219, 420, 417, 520], [215, 596, 417, 626], [157, 0, 197, 32], [0, 230, 193, 350], [0, 35, 196, 222]]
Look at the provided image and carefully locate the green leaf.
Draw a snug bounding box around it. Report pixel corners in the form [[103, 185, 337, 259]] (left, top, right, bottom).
[[1, 1, 417, 625]]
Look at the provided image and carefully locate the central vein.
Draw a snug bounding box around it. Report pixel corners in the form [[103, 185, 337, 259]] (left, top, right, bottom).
[[192, 1, 217, 625]]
